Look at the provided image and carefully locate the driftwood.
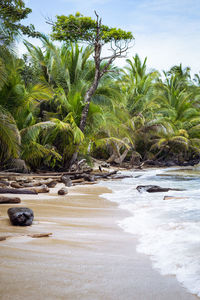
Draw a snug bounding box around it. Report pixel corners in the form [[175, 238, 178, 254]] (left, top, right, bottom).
[[110, 174, 133, 180], [0, 236, 7, 241], [94, 170, 118, 178], [30, 185, 49, 193], [61, 175, 72, 187], [11, 182, 23, 188], [0, 188, 37, 194], [28, 233, 52, 238], [0, 180, 9, 186], [163, 196, 189, 200], [0, 183, 9, 188], [0, 196, 21, 203], [71, 178, 85, 184], [21, 179, 57, 188], [0, 169, 123, 190]]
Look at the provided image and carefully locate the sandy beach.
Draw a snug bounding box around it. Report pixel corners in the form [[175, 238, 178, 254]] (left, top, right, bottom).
[[0, 183, 198, 300]]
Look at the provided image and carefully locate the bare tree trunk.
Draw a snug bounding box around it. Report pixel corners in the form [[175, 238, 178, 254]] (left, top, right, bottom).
[[67, 11, 130, 170], [68, 15, 102, 169]]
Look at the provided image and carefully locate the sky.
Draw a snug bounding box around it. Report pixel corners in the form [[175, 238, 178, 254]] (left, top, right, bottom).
[[19, 0, 200, 76]]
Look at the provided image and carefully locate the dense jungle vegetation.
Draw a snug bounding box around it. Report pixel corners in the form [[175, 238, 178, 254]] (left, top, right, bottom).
[[1, 1, 200, 172]]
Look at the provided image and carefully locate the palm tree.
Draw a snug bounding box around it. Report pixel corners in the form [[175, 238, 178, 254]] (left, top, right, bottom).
[[0, 105, 20, 164]]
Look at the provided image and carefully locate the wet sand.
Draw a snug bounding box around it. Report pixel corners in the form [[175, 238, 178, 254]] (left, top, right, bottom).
[[0, 184, 198, 300]]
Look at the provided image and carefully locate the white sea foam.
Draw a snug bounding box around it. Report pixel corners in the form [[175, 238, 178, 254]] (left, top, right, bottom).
[[100, 168, 200, 297]]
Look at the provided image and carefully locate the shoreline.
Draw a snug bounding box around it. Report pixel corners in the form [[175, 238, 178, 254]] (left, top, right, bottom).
[[0, 183, 198, 299]]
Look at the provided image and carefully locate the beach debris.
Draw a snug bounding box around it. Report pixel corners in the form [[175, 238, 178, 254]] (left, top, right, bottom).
[[28, 233, 52, 238], [30, 184, 49, 193], [136, 185, 185, 193], [61, 175, 72, 187], [0, 188, 37, 194], [46, 180, 57, 188], [0, 236, 8, 241], [0, 196, 21, 204], [10, 182, 23, 189], [0, 180, 9, 186], [58, 187, 68, 195], [0, 183, 8, 188], [8, 207, 34, 226], [82, 173, 95, 182], [163, 196, 189, 200], [0, 169, 127, 189], [101, 162, 110, 168]]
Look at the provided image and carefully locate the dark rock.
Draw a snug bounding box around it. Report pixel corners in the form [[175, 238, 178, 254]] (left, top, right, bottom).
[[61, 175, 72, 187], [58, 187, 68, 195], [136, 185, 185, 193], [7, 207, 34, 226]]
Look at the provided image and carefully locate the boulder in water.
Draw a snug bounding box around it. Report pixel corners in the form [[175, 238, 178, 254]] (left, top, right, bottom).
[[136, 185, 184, 193]]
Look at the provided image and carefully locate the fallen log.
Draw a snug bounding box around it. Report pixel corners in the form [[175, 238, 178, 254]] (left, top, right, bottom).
[[71, 178, 85, 184], [110, 174, 133, 180], [0, 188, 37, 194], [10, 182, 23, 189], [0, 196, 21, 203], [94, 170, 118, 178], [0, 180, 9, 186], [0, 183, 9, 188], [22, 179, 57, 188], [30, 184, 49, 193]]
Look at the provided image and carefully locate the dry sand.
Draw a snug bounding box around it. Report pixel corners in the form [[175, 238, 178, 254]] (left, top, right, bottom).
[[0, 183, 198, 300]]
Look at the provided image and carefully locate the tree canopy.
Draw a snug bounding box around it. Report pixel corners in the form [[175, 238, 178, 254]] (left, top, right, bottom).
[[51, 12, 133, 44], [0, 0, 40, 44]]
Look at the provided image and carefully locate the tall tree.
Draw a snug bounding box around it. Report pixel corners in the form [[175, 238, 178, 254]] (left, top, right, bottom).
[[49, 11, 133, 167], [49, 12, 133, 132]]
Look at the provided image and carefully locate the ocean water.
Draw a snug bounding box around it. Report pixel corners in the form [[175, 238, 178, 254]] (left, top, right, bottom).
[[100, 167, 200, 297]]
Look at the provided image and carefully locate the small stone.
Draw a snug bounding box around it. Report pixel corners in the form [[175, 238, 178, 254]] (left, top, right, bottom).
[[58, 187, 68, 195]]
